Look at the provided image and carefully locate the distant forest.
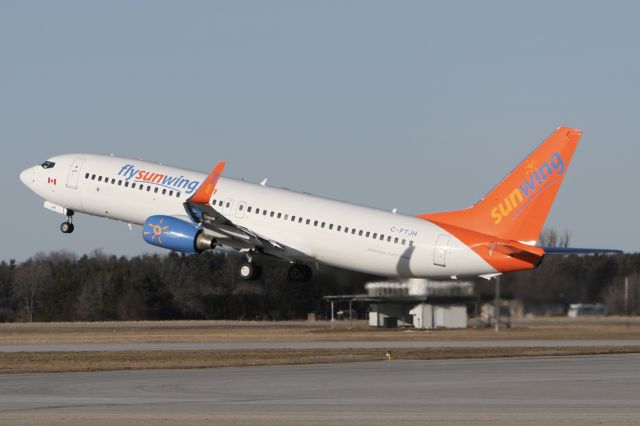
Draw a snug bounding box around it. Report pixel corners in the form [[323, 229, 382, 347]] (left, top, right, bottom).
[[1, 249, 639, 322]]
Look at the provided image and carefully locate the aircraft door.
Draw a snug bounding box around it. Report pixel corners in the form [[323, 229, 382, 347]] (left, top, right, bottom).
[[66, 158, 86, 189], [223, 198, 234, 215], [236, 201, 247, 218], [433, 234, 450, 267]]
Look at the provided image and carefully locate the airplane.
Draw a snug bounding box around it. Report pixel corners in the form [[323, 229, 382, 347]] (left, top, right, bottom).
[[19, 127, 619, 283]]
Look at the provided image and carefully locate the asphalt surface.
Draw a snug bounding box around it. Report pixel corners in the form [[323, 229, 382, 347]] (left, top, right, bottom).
[[1, 354, 639, 425], [1, 339, 640, 352]]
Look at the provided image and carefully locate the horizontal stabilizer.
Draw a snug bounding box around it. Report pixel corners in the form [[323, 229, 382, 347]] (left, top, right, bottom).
[[541, 247, 622, 255]]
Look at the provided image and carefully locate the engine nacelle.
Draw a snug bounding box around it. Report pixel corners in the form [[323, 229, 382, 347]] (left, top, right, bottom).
[[142, 215, 214, 253]]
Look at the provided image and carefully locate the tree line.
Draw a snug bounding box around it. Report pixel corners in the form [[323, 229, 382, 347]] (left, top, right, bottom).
[[0, 250, 372, 322], [1, 248, 638, 322]]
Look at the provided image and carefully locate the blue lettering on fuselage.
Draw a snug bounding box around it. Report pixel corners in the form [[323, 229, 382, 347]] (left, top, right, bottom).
[[390, 226, 418, 237]]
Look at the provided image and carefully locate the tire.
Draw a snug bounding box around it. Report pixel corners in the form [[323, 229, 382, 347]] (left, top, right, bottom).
[[288, 264, 312, 282], [238, 262, 256, 280], [60, 222, 74, 234]]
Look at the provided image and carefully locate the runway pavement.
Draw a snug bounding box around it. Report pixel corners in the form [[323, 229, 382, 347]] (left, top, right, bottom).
[[1, 338, 640, 352], [1, 354, 639, 425]]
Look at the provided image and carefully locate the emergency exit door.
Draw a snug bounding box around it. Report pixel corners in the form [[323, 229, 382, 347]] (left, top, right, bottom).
[[433, 234, 450, 267]]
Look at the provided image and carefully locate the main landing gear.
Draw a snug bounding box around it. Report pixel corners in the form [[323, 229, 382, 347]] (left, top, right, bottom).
[[288, 264, 312, 283], [60, 209, 75, 234], [238, 251, 262, 281]]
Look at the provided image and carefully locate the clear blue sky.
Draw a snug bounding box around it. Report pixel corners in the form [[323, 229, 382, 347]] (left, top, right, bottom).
[[2, 1, 638, 262]]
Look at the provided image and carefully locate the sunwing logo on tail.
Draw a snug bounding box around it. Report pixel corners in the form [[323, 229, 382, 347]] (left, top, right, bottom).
[[490, 152, 565, 224]]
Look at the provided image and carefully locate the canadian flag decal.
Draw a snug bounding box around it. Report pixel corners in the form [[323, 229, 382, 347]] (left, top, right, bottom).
[[47, 177, 57, 185]]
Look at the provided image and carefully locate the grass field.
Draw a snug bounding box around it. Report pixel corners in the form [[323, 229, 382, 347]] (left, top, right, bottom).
[[1, 317, 640, 344], [1, 317, 640, 373]]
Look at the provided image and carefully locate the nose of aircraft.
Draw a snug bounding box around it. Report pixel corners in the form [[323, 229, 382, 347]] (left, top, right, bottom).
[[19, 166, 36, 187]]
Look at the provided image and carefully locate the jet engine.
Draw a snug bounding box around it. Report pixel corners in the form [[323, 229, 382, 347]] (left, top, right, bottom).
[[142, 215, 214, 253]]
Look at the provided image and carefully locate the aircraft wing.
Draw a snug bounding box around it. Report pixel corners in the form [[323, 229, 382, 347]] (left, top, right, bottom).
[[183, 162, 297, 256]]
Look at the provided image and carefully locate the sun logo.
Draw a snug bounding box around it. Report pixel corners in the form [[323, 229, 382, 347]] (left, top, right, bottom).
[[524, 159, 537, 176], [143, 219, 170, 245]]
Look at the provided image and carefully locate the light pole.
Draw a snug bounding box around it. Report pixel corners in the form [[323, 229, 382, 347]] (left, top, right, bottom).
[[494, 275, 501, 332]]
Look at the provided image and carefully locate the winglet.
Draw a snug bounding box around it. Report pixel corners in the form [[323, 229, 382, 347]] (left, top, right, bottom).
[[189, 161, 225, 205]]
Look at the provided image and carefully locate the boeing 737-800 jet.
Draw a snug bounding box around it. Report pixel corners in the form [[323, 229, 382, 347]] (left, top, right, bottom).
[[19, 127, 618, 282]]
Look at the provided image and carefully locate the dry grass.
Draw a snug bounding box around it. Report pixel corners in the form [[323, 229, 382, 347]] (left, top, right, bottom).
[[1, 318, 640, 374], [2, 417, 640, 426], [2, 345, 640, 374], [1, 317, 640, 344]]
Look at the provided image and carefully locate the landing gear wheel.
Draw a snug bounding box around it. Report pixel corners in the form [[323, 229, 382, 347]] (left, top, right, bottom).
[[238, 261, 261, 281], [60, 222, 74, 234], [288, 264, 312, 283]]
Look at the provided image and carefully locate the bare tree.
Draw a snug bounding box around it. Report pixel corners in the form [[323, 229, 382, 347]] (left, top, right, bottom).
[[12, 255, 51, 322], [538, 228, 571, 248]]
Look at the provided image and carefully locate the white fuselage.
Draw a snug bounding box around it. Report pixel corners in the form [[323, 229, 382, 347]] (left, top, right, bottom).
[[20, 154, 497, 278]]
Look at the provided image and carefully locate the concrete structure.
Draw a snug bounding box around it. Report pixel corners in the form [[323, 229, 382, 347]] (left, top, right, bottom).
[[409, 303, 467, 329], [368, 303, 413, 327]]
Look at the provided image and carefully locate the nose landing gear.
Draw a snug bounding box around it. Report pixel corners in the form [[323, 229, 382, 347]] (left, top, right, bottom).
[[60, 209, 75, 234]]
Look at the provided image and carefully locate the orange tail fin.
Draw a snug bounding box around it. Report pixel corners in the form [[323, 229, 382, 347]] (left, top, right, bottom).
[[419, 127, 581, 244]]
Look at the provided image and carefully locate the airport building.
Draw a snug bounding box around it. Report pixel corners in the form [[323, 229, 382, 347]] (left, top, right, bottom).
[[324, 279, 475, 329]]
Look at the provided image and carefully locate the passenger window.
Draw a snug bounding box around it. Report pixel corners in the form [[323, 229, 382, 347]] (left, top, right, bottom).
[[409, 240, 414, 246], [306, 219, 311, 225], [277, 212, 281, 219], [372, 233, 377, 239], [147, 186, 151, 191], [169, 190, 173, 196], [219, 201, 223, 207], [394, 237, 399, 243], [140, 185, 144, 190], [380, 234, 384, 241], [125, 182, 130, 188], [387, 236, 392, 242], [247, 206, 252, 213], [85, 173, 89, 179], [284, 214, 288, 220], [359, 230, 363, 236], [402, 239, 406, 245], [162, 188, 166, 194], [263, 210, 267, 216], [98, 176, 102, 182], [321, 222, 325, 228], [239, 204, 244, 211], [329, 224, 333, 230], [298, 217, 303, 223], [291, 216, 296, 222], [270, 211, 275, 217], [345, 227, 349, 233], [365, 231, 370, 238], [118, 180, 122, 186], [111, 178, 116, 184], [91, 174, 96, 180], [314, 220, 318, 226], [154, 187, 159, 193], [226, 202, 231, 208], [352, 229, 356, 235], [256, 208, 260, 214], [337, 225, 341, 232]]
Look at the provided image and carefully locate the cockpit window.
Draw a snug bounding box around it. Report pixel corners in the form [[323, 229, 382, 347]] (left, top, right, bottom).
[[41, 161, 55, 169]]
